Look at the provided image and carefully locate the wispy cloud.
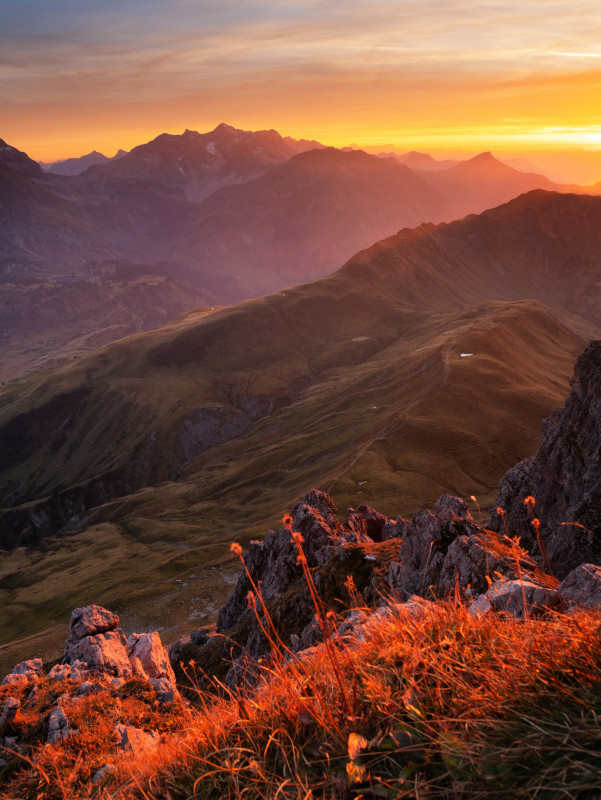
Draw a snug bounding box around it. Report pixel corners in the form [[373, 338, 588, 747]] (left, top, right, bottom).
[[3, 0, 601, 157]]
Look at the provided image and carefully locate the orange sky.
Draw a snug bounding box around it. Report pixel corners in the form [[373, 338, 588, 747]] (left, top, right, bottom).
[[3, 1, 601, 181]]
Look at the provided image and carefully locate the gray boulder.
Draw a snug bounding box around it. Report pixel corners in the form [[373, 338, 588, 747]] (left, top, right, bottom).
[[126, 631, 179, 699], [2, 658, 44, 686], [114, 724, 159, 757], [0, 697, 20, 735], [470, 579, 562, 618], [64, 604, 131, 679], [557, 563, 601, 608], [47, 707, 78, 745]]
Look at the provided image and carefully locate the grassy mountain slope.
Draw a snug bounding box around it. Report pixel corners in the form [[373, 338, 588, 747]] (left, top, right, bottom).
[[1, 190, 599, 668]]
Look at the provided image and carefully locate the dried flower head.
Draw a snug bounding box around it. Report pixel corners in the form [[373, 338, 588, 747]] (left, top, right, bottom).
[[523, 496, 536, 508], [230, 542, 243, 557], [531, 517, 541, 530], [282, 514, 293, 529], [496, 506, 505, 517], [291, 529, 305, 546]]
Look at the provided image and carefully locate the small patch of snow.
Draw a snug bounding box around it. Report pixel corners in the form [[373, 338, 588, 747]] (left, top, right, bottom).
[[352, 336, 370, 342], [206, 141, 217, 155], [460, 353, 474, 358]]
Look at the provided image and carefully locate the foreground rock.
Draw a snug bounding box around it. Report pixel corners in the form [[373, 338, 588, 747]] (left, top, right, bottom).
[[1, 658, 44, 687], [64, 605, 132, 679], [557, 563, 601, 608], [491, 340, 601, 578], [127, 632, 179, 701], [470, 580, 562, 618]]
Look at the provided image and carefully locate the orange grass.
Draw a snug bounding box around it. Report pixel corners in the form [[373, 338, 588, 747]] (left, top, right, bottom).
[[99, 601, 601, 799], [3, 534, 601, 799]]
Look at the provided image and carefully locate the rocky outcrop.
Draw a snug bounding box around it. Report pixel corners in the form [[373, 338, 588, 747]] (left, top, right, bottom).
[[217, 489, 342, 634], [491, 341, 601, 579], [64, 605, 132, 679], [54, 604, 179, 701], [127, 632, 178, 701], [388, 495, 478, 597], [1, 658, 44, 686], [344, 504, 405, 542]]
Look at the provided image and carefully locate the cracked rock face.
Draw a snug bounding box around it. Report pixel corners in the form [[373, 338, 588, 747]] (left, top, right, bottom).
[[127, 632, 178, 699], [491, 340, 601, 579], [217, 489, 341, 633], [387, 494, 479, 597]]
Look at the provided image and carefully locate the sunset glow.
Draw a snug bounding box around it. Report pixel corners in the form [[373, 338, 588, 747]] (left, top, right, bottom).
[[2, 1, 601, 175]]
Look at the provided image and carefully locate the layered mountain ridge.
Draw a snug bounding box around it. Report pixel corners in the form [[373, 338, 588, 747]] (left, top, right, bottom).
[[1, 190, 600, 663], [0, 123, 584, 381]]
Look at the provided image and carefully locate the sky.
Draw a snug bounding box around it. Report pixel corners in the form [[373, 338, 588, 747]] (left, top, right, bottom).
[[3, 0, 601, 174]]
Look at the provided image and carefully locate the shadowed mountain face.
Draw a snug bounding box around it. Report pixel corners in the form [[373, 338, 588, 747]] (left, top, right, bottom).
[[0, 190, 599, 658], [0, 126, 578, 381], [171, 147, 448, 298]]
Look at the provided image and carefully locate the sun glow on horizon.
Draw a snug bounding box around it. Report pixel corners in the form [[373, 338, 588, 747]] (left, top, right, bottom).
[[3, 0, 601, 179]]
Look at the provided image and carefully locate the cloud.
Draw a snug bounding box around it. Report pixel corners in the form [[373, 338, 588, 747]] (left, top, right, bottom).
[[4, 0, 601, 157]]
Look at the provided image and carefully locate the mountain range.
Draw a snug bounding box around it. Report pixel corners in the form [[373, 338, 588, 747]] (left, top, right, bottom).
[[1, 188, 600, 672], [1, 123, 587, 381]]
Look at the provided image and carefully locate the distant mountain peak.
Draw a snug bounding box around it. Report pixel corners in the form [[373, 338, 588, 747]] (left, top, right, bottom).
[[0, 138, 44, 177], [468, 151, 499, 164]]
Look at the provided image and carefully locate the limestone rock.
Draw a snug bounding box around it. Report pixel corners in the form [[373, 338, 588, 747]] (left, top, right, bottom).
[[126, 632, 179, 699], [48, 660, 88, 683], [92, 764, 117, 784], [114, 724, 159, 758], [66, 630, 132, 679], [388, 494, 478, 597], [557, 563, 601, 608], [469, 579, 562, 618], [2, 658, 43, 686], [217, 489, 341, 632], [492, 341, 601, 578], [64, 604, 131, 678], [65, 605, 120, 650], [0, 697, 20, 735], [47, 707, 77, 745]]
